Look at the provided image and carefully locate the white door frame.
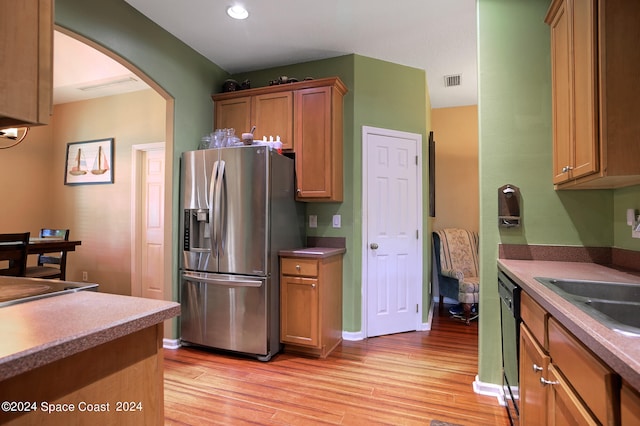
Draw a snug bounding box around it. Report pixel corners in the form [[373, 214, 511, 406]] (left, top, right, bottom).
[[361, 126, 424, 338], [130, 142, 168, 298]]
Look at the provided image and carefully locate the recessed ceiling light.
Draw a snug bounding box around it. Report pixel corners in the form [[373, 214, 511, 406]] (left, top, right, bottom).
[[227, 5, 249, 20]]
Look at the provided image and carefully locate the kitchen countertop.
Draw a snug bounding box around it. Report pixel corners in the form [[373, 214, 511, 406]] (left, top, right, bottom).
[[498, 259, 640, 390], [0, 291, 180, 382], [279, 247, 346, 258]]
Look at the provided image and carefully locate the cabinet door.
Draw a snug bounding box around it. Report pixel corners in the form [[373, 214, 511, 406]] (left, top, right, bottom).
[[547, 364, 598, 426], [548, 0, 572, 184], [294, 86, 333, 199], [570, 0, 598, 180], [0, 0, 53, 127], [622, 383, 640, 426], [547, 0, 597, 184], [520, 324, 550, 426], [280, 275, 319, 347], [214, 96, 251, 134], [252, 92, 293, 150]]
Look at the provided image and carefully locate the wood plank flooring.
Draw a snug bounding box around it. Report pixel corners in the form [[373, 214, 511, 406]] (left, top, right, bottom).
[[164, 306, 510, 425]]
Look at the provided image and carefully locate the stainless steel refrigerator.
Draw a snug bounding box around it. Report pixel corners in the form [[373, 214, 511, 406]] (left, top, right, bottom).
[[180, 145, 304, 361]]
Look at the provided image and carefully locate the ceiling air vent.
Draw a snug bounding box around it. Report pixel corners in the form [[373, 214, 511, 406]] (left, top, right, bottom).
[[444, 74, 462, 87]]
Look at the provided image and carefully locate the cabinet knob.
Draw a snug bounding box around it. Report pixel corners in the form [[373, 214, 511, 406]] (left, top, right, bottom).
[[540, 377, 559, 386], [562, 165, 573, 173], [532, 364, 543, 373], [311, 283, 316, 288], [296, 188, 301, 195], [295, 264, 301, 271]]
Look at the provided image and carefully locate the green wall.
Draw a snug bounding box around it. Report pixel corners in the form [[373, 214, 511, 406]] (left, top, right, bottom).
[[56, 0, 431, 336], [478, 0, 640, 385], [233, 55, 430, 332], [56, 0, 229, 336]]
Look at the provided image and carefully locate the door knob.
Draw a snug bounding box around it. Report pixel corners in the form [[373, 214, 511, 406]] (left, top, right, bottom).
[[370, 243, 379, 250]]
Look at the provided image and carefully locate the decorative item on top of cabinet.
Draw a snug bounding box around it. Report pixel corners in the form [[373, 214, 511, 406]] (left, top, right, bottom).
[[545, 0, 640, 189], [0, 0, 53, 129], [279, 249, 344, 358], [212, 77, 347, 202]]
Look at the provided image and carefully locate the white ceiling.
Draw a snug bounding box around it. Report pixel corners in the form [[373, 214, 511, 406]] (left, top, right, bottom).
[[55, 0, 478, 109], [53, 31, 149, 105]]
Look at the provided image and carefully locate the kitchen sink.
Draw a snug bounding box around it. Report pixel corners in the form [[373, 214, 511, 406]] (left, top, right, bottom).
[[535, 277, 640, 337]]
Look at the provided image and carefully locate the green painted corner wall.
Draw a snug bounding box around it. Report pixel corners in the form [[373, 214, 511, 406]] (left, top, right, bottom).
[[53, 0, 432, 338], [232, 55, 430, 332], [477, 0, 640, 385], [56, 0, 229, 337]]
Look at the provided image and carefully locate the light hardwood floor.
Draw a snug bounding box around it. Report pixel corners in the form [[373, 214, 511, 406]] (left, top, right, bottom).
[[164, 306, 510, 425]]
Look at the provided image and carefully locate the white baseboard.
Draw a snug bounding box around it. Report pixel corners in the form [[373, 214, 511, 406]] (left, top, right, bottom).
[[473, 375, 505, 405], [342, 331, 365, 341], [418, 298, 435, 331], [163, 338, 181, 350]]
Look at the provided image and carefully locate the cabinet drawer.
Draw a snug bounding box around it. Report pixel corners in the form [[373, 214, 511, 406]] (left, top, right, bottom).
[[521, 292, 548, 349], [548, 318, 618, 425], [281, 258, 318, 277]]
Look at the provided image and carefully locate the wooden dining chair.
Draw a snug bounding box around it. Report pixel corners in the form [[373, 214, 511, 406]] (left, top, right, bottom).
[[0, 232, 30, 276], [25, 228, 70, 280]]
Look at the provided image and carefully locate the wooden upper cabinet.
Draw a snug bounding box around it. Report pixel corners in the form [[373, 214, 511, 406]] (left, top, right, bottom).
[[545, 0, 640, 189], [252, 91, 293, 150], [212, 77, 347, 202], [214, 96, 251, 136], [0, 0, 53, 129], [294, 85, 344, 201]]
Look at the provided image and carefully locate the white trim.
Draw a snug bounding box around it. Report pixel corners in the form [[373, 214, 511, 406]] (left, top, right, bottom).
[[418, 298, 435, 331], [163, 338, 181, 350], [361, 126, 423, 337], [342, 331, 366, 341], [473, 375, 506, 405]]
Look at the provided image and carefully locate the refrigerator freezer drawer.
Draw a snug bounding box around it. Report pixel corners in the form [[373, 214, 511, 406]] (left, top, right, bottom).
[[181, 272, 269, 357]]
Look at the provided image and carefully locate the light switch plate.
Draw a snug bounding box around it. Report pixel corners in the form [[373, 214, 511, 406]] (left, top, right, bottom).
[[309, 215, 317, 228], [332, 214, 341, 228]]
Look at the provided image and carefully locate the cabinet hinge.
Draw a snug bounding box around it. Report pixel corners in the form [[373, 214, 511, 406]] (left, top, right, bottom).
[[416, 230, 419, 239], [416, 304, 419, 313], [415, 155, 418, 165]]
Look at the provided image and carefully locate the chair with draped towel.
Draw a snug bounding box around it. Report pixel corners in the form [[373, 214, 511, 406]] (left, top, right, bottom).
[[0, 232, 30, 276], [432, 228, 480, 324]]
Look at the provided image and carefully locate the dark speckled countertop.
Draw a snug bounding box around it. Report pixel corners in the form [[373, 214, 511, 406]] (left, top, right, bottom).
[[498, 259, 640, 391], [279, 247, 346, 258]]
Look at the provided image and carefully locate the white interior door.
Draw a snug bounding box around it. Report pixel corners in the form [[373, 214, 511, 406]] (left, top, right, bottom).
[[363, 127, 422, 337], [131, 143, 166, 299]]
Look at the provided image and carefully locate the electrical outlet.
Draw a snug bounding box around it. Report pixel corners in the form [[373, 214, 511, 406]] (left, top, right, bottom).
[[82, 271, 88, 281], [309, 215, 317, 228], [332, 214, 341, 228]]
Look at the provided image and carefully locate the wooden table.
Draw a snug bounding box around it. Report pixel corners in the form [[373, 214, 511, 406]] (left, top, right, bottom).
[[27, 238, 81, 255]]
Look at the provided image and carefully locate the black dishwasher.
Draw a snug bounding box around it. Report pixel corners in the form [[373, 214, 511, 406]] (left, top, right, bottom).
[[498, 269, 521, 426]]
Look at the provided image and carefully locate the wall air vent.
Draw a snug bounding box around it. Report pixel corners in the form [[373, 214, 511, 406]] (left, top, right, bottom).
[[444, 74, 462, 87]]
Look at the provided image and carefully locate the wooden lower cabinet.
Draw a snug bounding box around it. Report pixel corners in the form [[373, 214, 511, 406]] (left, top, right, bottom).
[[622, 383, 640, 426], [519, 292, 621, 425], [0, 324, 164, 425], [280, 254, 343, 358], [520, 324, 550, 426], [547, 364, 598, 425]]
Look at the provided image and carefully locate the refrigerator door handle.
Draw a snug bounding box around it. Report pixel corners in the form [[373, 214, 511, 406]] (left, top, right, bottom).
[[182, 272, 263, 288], [209, 160, 219, 257], [215, 160, 226, 257]]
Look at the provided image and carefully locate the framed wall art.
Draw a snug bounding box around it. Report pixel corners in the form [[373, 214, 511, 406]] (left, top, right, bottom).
[[64, 138, 114, 185]]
